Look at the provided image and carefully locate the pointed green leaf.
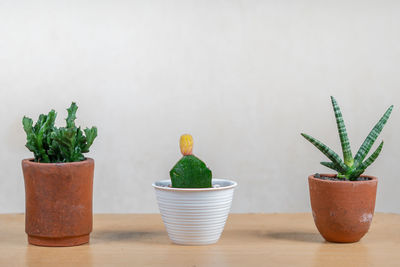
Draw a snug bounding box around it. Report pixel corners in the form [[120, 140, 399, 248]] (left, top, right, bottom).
[[354, 105, 393, 165], [359, 141, 384, 170], [320, 161, 345, 173], [301, 133, 348, 172], [331, 96, 353, 166]]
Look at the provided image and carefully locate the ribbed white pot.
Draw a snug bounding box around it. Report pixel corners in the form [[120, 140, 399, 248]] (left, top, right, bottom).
[[153, 179, 237, 245]]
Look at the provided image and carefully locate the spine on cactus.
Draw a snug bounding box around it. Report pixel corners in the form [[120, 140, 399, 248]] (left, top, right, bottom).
[[170, 134, 212, 188]]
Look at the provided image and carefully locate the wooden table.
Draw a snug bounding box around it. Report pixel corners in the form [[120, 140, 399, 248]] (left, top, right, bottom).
[[1, 213, 399, 266]]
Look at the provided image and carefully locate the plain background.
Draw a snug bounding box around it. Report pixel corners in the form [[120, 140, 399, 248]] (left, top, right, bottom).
[[0, 0, 399, 213]]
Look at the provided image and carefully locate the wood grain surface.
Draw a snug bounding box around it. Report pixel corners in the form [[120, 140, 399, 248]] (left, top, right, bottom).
[[1, 213, 399, 267]]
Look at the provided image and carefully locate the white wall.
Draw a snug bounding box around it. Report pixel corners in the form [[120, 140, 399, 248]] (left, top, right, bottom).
[[0, 0, 399, 213]]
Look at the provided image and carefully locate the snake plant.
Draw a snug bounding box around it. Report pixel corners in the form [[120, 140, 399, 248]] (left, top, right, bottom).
[[301, 96, 393, 181], [170, 134, 212, 188]]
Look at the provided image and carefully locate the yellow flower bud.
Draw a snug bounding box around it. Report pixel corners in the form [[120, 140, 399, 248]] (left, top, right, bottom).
[[180, 134, 193, 156]]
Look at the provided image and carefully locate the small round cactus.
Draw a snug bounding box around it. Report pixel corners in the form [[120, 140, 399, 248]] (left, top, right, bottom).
[[170, 134, 212, 188]]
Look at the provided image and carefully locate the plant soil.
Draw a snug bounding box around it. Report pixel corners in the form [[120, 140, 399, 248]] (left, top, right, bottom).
[[314, 173, 371, 181]]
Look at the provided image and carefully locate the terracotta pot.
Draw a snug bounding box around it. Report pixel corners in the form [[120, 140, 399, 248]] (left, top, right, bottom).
[[22, 158, 94, 247], [308, 174, 377, 243]]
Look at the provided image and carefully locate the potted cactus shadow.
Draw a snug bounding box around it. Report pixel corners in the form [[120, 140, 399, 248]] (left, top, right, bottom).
[[153, 134, 237, 245], [301, 96, 393, 243], [22, 103, 97, 246]]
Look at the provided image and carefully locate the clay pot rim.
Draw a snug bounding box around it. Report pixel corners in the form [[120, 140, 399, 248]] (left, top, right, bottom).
[[309, 173, 377, 184], [153, 179, 237, 191], [22, 158, 94, 166]]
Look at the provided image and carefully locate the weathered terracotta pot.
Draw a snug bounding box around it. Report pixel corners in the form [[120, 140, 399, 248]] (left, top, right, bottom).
[[308, 174, 377, 243], [22, 158, 94, 247]]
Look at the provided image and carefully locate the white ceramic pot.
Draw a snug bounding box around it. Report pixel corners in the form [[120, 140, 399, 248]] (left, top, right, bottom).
[[153, 179, 237, 245]]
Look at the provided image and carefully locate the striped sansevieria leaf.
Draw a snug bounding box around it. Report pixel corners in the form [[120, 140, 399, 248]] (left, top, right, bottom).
[[360, 141, 384, 170], [320, 161, 346, 174], [353, 105, 393, 166], [330, 96, 353, 166], [301, 133, 348, 174], [301, 96, 393, 181]]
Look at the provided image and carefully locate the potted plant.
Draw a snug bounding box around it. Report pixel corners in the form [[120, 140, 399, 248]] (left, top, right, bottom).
[[22, 102, 97, 247], [301, 96, 393, 243], [153, 134, 237, 245]]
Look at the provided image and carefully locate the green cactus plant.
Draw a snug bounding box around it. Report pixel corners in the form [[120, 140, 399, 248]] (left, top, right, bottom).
[[22, 102, 97, 163], [170, 134, 212, 188], [301, 96, 393, 181]]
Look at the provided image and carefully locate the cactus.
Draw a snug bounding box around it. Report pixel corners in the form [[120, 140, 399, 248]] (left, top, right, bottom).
[[301, 96, 393, 181], [170, 134, 212, 188], [23, 102, 97, 163]]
